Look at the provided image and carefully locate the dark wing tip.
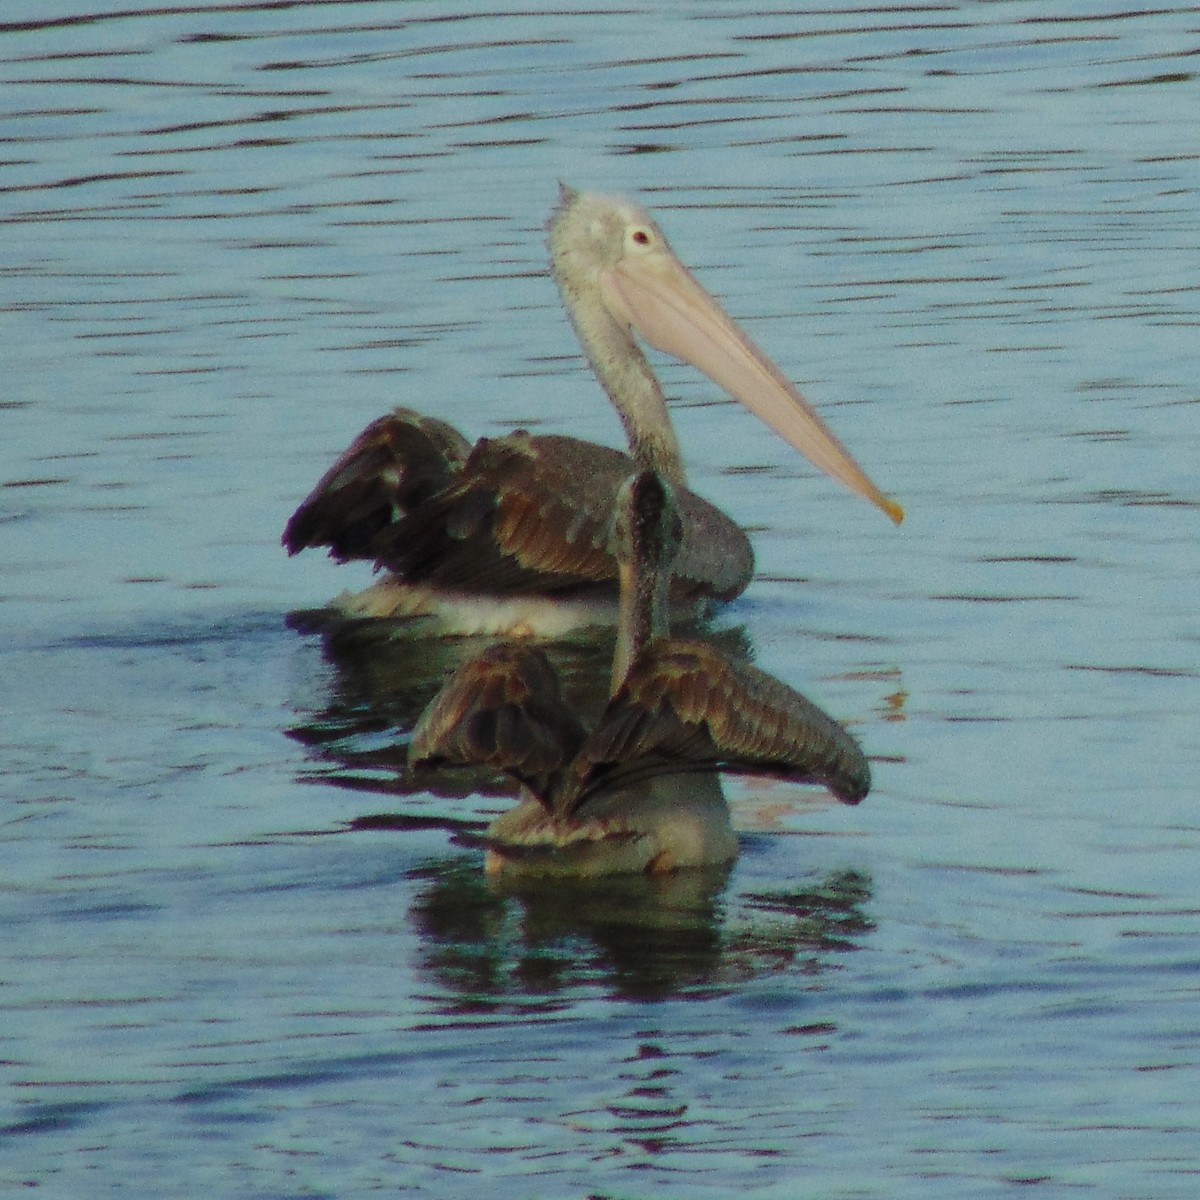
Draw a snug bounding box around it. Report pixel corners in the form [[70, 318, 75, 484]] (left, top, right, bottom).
[[282, 408, 470, 563]]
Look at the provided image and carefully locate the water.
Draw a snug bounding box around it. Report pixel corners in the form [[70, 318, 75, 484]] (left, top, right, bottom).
[[2, 2, 1198, 1195]]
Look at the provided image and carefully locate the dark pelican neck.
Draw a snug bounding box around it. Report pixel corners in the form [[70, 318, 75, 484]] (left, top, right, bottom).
[[610, 472, 678, 695]]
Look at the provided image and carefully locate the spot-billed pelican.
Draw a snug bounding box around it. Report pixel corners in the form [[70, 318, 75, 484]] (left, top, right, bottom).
[[410, 471, 870, 876], [284, 186, 902, 635]]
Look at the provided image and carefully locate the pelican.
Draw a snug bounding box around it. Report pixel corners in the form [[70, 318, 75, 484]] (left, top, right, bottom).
[[284, 185, 902, 635], [409, 470, 870, 876]]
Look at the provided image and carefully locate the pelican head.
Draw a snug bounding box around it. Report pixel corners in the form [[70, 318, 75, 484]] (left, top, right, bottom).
[[549, 185, 672, 292], [549, 184, 903, 524]]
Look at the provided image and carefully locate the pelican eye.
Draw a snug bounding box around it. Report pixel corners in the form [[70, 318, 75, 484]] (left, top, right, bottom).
[[630, 228, 652, 246]]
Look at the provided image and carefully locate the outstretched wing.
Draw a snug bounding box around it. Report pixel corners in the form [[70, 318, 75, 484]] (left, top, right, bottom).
[[378, 432, 752, 598], [287, 420, 752, 600], [562, 639, 870, 812], [409, 641, 586, 805]]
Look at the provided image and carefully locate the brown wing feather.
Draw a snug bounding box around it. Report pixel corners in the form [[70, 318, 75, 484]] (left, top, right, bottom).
[[375, 432, 752, 598], [409, 642, 586, 805], [282, 408, 470, 561], [371, 434, 621, 593], [561, 639, 870, 812], [673, 490, 753, 602], [491, 438, 753, 598], [287, 418, 752, 600]]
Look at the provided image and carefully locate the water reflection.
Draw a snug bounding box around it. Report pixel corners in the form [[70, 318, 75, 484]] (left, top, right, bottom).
[[408, 855, 873, 1005]]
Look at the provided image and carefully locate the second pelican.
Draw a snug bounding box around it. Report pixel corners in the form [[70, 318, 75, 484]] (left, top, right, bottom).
[[410, 471, 871, 876]]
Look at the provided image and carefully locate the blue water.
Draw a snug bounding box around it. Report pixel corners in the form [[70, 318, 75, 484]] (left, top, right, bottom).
[[2, 2, 1198, 1195]]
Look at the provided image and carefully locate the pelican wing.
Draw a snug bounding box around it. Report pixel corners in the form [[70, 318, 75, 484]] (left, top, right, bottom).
[[561, 640, 871, 812], [282, 408, 470, 562], [373, 433, 752, 599], [409, 642, 586, 804]]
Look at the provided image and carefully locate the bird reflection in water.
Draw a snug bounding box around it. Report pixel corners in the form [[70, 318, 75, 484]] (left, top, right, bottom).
[[406, 856, 873, 1005]]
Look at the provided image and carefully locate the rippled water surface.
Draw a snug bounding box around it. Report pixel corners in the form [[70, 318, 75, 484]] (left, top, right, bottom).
[[3, 2, 1198, 1196]]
